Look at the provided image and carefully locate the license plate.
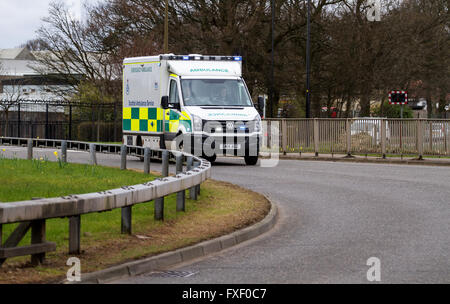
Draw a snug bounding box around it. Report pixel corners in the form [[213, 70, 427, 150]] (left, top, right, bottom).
[[220, 144, 241, 149]]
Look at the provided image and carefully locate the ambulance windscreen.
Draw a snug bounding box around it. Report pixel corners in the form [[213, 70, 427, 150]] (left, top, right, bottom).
[[181, 79, 253, 107]]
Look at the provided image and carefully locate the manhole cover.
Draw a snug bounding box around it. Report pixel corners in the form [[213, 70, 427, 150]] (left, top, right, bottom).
[[145, 270, 198, 278]]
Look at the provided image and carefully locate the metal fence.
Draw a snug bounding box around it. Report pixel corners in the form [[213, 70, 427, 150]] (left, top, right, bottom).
[[2, 101, 449, 157], [263, 118, 450, 157], [0, 100, 122, 142]]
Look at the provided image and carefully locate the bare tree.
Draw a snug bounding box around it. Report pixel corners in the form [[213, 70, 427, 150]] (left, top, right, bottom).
[[32, 0, 449, 117], [34, 1, 121, 102], [0, 77, 24, 137]]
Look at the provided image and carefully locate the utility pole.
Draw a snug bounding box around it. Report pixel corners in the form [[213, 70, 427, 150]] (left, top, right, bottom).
[[164, 0, 169, 53], [306, 0, 311, 118]]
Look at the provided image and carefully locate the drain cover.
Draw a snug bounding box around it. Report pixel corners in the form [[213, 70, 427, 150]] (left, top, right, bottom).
[[146, 270, 198, 278]]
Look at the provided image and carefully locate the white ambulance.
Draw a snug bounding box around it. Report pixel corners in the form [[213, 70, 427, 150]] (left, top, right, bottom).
[[122, 54, 263, 165]]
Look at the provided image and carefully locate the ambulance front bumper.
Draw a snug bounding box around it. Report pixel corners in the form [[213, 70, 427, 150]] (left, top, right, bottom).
[[186, 133, 260, 157]]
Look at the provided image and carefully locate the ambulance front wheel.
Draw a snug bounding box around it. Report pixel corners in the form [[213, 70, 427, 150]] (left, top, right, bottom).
[[203, 154, 216, 163], [244, 155, 258, 166]]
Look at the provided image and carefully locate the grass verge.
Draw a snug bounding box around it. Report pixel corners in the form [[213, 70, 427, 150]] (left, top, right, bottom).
[[0, 157, 156, 202], [0, 159, 270, 284]]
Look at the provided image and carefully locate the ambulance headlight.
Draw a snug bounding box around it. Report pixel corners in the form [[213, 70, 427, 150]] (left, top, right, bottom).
[[192, 115, 203, 132], [253, 116, 262, 133]]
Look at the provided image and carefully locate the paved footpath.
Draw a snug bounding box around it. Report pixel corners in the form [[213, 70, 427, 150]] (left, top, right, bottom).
[[1, 146, 449, 283]]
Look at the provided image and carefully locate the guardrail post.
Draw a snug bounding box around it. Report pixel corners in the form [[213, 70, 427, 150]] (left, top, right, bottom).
[[144, 147, 151, 174], [417, 119, 424, 160], [89, 143, 97, 165], [27, 139, 33, 160], [176, 155, 185, 212], [194, 161, 201, 196], [69, 216, 81, 254], [120, 144, 127, 170], [186, 156, 197, 200], [30, 220, 46, 265], [314, 118, 319, 157], [161, 150, 169, 177], [154, 150, 169, 221], [121, 206, 132, 235], [61, 140, 67, 163]]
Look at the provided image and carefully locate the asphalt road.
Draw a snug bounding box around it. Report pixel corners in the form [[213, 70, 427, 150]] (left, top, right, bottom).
[[2, 146, 449, 283]]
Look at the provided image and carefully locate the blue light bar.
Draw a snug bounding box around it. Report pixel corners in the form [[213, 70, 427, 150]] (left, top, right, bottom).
[[160, 55, 243, 61]]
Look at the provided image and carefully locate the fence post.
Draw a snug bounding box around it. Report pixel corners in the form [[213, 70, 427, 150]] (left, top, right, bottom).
[[17, 103, 21, 138], [144, 147, 151, 174], [61, 140, 67, 163], [445, 121, 448, 154], [346, 119, 352, 157], [313, 118, 319, 157], [176, 155, 185, 212], [96, 105, 101, 143], [89, 143, 97, 165], [30, 220, 46, 265], [69, 216, 81, 254], [154, 150, 169, 221], [113, 102, 117, 142], [27, 138, 33, 160], [381, 119, 387, 159], [282, 119, 287, 155], [121, 206, 132, 235], [120, 144, 127, 170], [429, 121, 433, 152], [69, 105, 72, 140], [417, 119, 424, 160], [45, 103, 49, 139]]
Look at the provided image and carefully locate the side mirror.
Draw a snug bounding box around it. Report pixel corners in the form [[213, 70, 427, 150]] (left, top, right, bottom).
[[257, 96, 265, 111], [173, 102, 181, 111], [161, 96, 169, 109]]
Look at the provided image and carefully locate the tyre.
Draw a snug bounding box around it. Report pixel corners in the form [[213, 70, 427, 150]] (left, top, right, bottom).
[[244, 155, 258, 166], [203, 154, 216, 163], [136, 136, 144, 162]]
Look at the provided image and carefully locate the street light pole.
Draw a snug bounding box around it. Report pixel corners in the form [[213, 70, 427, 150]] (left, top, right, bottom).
[[305, 0, 311, 118], [164, 0, 169, 53]]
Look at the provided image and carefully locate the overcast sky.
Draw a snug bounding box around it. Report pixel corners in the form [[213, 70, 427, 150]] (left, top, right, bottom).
[[0, 0, 97, 49]]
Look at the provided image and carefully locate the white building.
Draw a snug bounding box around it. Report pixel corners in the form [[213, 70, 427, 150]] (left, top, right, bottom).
[[0, 47, 77, 101]]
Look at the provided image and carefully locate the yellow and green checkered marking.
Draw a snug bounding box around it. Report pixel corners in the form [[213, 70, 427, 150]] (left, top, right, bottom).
[[123, 107, 191, 133]]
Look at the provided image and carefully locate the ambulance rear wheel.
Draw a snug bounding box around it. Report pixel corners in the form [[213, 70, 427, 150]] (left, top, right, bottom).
[[136, 136, 144, 162], [244, 155, 258, 166]]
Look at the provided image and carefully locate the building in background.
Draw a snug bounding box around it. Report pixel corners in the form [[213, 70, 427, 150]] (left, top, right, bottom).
[[0, 47, 81, 138]]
